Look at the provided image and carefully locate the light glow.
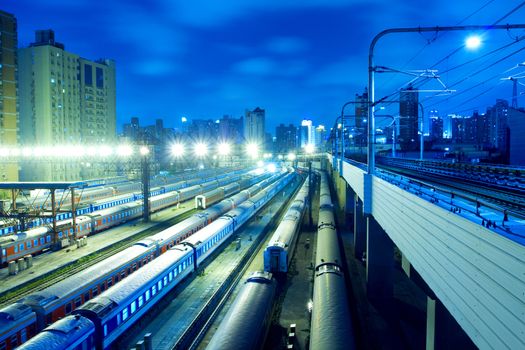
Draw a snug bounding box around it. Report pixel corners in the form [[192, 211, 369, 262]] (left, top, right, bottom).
[[246, 143, 259, 159], [304, 144, 315, 154], [217, 142, 231, 156], [465, 35, 481, 49], [139, 146, 150, 156], [194, 142, 208, 157], [287, 152, 296, 161], [171, 143, 185, 157]]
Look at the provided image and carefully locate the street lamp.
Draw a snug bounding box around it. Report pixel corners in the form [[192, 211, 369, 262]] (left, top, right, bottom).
[[170, 143, 185, 158], [465, 35, 481, 50], [194, 142, 208, 157]]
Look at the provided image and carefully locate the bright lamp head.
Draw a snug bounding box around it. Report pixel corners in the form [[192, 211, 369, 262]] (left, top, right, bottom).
[[171, 143, 185, 157], [194, 142, 208, 157]]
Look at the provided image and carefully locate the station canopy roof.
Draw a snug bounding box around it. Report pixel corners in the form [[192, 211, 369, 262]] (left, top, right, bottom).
[[0, 182, 88, 190]]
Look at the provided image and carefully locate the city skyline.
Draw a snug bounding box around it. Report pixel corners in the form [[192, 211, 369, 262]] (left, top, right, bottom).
[[2, 1, 524, 133]]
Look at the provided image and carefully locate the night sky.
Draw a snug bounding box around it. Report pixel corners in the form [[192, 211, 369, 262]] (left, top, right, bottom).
[[3, 0, 525, 133]]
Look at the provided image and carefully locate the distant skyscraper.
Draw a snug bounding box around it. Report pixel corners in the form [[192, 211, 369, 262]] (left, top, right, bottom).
[[244, 107, 265, 147], [399, 85, 419, 151], [355, 88, 368, 129], [300, 119, 314, 147], [508, 108, 525, 165], [18, 30, 116, 181], [314, 125, 326, 149], [430, 116, 443, 142], [218, 115, 243, 144], [486, 99, 509, 154], [275, 124, 297, 153], [0, 11, 18, 182]]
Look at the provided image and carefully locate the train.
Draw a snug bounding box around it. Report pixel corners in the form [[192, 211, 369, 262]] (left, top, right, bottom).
[[15, 172, 294, 350], [0, 168, 240, 236], [263, 177, 309, 273], [0, 169, 250, 265], [205, 271, 277, 350], [309, 172, 355, 350], [0, 171, 281, 350]]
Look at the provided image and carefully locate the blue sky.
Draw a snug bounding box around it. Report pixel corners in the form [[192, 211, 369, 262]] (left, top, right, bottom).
[[3, 0, 525, 133]]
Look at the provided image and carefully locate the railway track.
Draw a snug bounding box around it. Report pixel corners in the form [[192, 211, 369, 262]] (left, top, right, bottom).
[[0, 206, 197, 308], [379, 165, 525, 215]]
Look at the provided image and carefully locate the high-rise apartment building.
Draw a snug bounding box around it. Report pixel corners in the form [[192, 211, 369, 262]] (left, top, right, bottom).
[[399, 85, 419, 151], [18, 30, 116, 181], [354, 88, 368, 129], [508, 108, 525, 165], [0, 11, 18, 182], [299, 119, 314, 147], [244, 107, 265, 147], [275, 123, 297, 153]]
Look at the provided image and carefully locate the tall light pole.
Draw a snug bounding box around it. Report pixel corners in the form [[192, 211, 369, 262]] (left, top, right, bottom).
[[368, 24, 525, 175]]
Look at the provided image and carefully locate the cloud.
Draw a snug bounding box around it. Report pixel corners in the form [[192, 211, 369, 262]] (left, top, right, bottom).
[[232, 57, 276, 76], [266, 36, 309, 54], [131, 59, 178, 76], [307, 56, 367, 87]]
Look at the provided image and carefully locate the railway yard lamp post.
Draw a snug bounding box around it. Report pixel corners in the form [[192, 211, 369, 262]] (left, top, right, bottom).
[[140, 145, 151, 223]]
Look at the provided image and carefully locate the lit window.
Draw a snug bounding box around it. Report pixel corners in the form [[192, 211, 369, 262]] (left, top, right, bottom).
[[122, 308, 128, 321]]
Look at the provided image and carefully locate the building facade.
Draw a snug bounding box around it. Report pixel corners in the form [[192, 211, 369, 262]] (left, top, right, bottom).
[[275, 123, 297, 153], [399, 86, 419, 151], [18, 30, 116, 181], [244, 107, 265, 147], [508, 108, 525, 165], [0, 11, 18, 182]]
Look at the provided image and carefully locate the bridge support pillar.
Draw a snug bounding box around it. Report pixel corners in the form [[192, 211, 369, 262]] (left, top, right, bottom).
[[344, 184, 355, 229], [354, 196, 366, 260], [366, 215, 394, 303], [426, 297, 476, 350]]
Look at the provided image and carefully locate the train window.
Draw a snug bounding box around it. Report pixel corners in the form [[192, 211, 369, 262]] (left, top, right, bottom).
[[84, 293, 90, 302], [163, 276, 168, 286], [104, 324, 108, 337], [1, 249, 5, 257], [121, 271, 126, 280], [27, 241, 31, 249], [157, 280, 162, 290], [46, 236, 51, 243], [14, 246, 18, 253], [152, 285, 157, 296], [145, 290, 151, 301], [101, 283, 107, 292], [103, 219, 106, 224], [20, 243, 25, 251], [130, 301, 137, 314], [168, 271, 173, 281], [9, 335, 17, 347], [58, 232, 63, 238], [107, 278, 113, 288], [122, 308, 129, 321], [40, 238, 45, 245], [132, 263, 137, 271], [0, 340, 6, 350], [92, 287, 98, 297], [66, 303, 72, 314], [34, 239, 38, 246], [75, 297, 82, 307], [138, 295, 144, 307]]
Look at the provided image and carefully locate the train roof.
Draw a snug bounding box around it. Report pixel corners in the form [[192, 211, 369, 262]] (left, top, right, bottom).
[[20, 245, 154, 308], [0, 303, 33, 322], [78, 247, 192, 316], [182, 217, 231, 247], [17, 315, 94, 350], [148, 215, 204, 242]]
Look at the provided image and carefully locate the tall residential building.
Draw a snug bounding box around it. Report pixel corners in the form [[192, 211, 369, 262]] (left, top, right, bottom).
[[314, 125, 326, 149], [275, 123, 297, 153], [399, 85, 419, 151], [508, 108, 525, 165], [486, 99, 509, 153], [244, 107, 265, 147], [19, 30, 116, 181], [0, 11, 18, 182]]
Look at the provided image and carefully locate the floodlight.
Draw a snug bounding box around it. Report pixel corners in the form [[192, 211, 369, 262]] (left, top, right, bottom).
[[171, 143, 185, 157], [217, 142, 231, 156], [304, 144, 315, 154], [246, 143, 259, 158], [117, 145, 133, 157], [194, 142, 208, 157], [287, 153, 296, 161]]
